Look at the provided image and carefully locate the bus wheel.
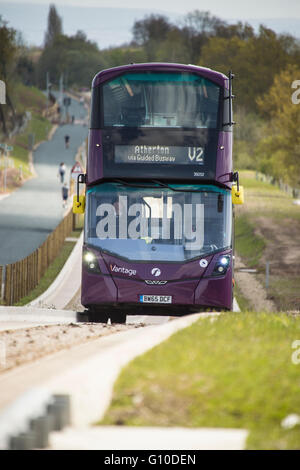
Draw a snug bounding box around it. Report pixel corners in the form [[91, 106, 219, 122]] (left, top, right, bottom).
[[77, 311, 89, 322], [110, 312, 127, 324], [88, 311, 109, 323]]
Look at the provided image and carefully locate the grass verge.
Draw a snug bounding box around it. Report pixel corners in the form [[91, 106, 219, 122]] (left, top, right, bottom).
[[1, 85, 52, 190], [15, 240, 77, 306], [266, 275, 300, 312], [234, 283, 252, 311], [100, 312, 300, 450], [237, 170, 300, 222], [235, 170, 300, 311], [235, 215, 265, 268]]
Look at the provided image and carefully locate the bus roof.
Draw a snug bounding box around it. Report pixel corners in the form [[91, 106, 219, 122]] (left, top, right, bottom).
[[92, 63, 228, 88]]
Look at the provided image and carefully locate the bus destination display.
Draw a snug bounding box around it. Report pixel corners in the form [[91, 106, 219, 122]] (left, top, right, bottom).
[[115, 145, 205, 165]]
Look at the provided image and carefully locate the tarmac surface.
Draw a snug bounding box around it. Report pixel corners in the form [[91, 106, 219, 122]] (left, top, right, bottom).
[[0, 96, 88, 265]]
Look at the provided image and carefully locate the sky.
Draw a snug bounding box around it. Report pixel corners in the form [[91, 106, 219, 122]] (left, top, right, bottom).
[[2, 0, 300, 18], [1, 0, 300, 49]]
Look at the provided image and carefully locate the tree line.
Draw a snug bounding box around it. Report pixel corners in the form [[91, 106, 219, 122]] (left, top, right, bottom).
[[0, 5, 300, 186]]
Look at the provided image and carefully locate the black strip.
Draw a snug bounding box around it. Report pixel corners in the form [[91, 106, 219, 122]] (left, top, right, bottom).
[[85, 243, 231, 264]]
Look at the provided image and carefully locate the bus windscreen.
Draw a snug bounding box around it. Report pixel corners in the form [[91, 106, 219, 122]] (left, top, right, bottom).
[[85, 182, 232, 262], [102, 72, 220, 129]]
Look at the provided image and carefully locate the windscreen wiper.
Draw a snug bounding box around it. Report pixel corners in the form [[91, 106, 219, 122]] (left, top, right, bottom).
[[111, 179, 216, 194], [150, 180, 209, 193], [111, 179, 160, 189]]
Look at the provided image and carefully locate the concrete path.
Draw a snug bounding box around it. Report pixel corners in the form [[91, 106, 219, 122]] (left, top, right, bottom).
[[0, 306, 77, 322], [0, 96, 88, 265], [49, 426, 248, 450], [0, 306, 77, 331], [28, 232, 83, 310], [46, 310, 247, 450], [0, 311, 248, 450]]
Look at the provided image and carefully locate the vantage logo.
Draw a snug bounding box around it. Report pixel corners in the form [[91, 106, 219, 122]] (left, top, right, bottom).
[[110, 264, 136, 277]]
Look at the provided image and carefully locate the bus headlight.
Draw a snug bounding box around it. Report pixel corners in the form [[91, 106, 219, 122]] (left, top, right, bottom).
[[212, 255, 231, 276], [83, 250, 101, 274]]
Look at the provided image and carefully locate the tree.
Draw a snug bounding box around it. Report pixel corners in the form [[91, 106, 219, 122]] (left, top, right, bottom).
[[132, 15, 172, 60], [156, 28, 190, 63], [214, 21, 254, 40], [132, 14, 171, 45], [44, 4, 63, 47], [179, 11, 225, 64], [0, 16, 18, 135], [200, 26, 295, 112], [37, 32, 102, 88], [16, 51, 35, 86], [256, 65, 300, 186], [100, 46, 145, 69], [183, 10, 225, 37]]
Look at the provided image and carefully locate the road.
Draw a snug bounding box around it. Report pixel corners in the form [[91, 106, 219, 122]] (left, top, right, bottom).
[[0, 96, 88, 265]]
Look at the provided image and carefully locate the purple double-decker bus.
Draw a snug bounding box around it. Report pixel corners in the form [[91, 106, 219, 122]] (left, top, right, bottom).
[[75, 63, 239, 323]]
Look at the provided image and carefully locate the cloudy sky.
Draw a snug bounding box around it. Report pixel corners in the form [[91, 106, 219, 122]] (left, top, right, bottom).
[[1, 0, 300, 49], [2, 0, 300, 18]]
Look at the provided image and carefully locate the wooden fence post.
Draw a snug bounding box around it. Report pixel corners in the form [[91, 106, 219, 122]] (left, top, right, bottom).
[[0, 266, 2, 302], [4, 208, 76, 305]]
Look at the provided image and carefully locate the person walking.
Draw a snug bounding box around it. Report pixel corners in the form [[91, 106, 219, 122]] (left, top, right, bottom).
[[62, 182, 69, 208], [64, 134, 70, 149], [58, 162, 66, 183]]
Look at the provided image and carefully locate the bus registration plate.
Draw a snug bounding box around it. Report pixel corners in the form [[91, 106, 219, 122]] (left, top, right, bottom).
[[140, 295, 172, 304]]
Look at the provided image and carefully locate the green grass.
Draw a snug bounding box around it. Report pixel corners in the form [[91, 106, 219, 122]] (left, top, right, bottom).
[[234, 170, 300, 311], [238, 170, 300, 222], [1, 113, 52, 185], [235, 215, 265, 268], [100, 312, 300, 449], [1, 84, 52, 181], [267, 276, 300, 312], [10, 113, 52, 177], [234, 283, 253, 311], [15, 241, 76, 306], [14, 113, 51, 151], [12, 83, 47, 115], [0, 145, 32, 183]]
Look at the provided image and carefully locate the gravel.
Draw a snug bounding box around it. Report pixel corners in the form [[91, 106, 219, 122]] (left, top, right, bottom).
[[0, 322, 144, 373]]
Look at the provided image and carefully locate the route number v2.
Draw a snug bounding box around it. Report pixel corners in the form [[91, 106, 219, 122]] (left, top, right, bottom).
[[188, 147, 204, 162]]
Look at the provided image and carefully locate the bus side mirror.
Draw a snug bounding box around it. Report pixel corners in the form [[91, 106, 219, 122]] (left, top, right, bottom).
[[73, 194, 85, 213], [232, 185, 244, 204]]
